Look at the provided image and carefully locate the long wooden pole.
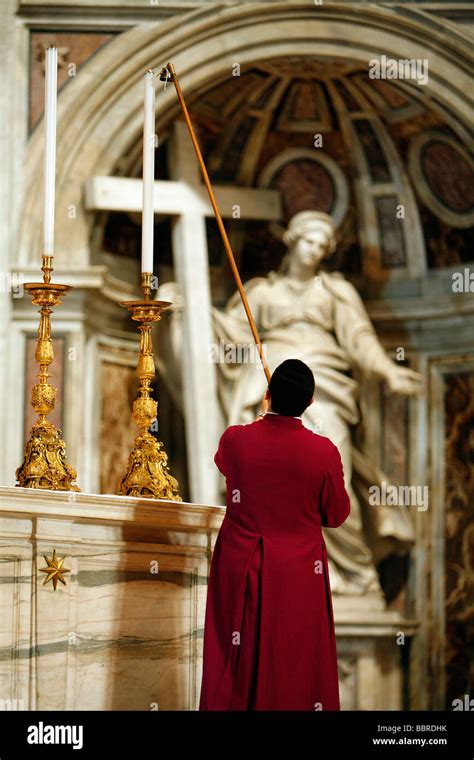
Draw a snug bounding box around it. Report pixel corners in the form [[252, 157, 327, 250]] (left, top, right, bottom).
[[159, 62, 271, 385]]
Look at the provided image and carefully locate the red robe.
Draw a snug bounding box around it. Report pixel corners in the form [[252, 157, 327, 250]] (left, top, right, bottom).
[[199, 413, 351, 711]]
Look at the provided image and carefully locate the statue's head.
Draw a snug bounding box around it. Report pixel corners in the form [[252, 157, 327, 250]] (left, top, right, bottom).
[[282, 211, 337, 270]]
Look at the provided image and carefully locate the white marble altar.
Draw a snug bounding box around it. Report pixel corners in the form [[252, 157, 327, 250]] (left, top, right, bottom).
[[0, 486, 416, 710], [0, 486, 222, 711]]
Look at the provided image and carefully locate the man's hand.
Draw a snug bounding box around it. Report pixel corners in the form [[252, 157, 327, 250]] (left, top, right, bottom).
[[386, 366, 423, 396]]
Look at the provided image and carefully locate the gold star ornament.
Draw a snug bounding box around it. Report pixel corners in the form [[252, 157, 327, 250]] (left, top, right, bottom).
[[40, 549, 70, 590]]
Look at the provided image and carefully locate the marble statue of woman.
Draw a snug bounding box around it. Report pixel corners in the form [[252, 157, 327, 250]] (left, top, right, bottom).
[[158, 211, 421, 599]]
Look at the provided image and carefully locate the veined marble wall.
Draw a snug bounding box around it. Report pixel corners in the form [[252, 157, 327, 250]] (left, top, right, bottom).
[[412, 357, 474, 711], [443, 371, 474, 709], [99, 361, 137, 495]]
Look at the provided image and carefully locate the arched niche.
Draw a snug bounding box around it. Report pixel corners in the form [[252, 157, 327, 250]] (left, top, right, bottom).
[[17, 2, 472, 270]]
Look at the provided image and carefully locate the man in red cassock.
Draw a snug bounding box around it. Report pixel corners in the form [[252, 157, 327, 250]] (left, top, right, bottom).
[[199, 358, 351, 711]]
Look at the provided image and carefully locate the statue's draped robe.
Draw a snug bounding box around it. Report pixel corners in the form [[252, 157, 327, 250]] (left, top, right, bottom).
[[199, 414, 350, 711], [211, 271, 414, 593]]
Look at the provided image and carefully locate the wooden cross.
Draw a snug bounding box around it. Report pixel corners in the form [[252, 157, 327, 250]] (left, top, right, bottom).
[[85, 121, 281, 505]]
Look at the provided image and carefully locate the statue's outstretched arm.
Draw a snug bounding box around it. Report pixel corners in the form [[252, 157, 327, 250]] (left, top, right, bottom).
[[332, 278, 422, 397]]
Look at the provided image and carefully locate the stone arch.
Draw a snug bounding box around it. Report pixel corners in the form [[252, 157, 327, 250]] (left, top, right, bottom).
[[18, 1, 472, 269]]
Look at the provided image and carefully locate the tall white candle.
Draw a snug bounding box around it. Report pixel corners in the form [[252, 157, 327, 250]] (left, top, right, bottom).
[[141, 70, 156, 274], [43, 47, 58, 257]]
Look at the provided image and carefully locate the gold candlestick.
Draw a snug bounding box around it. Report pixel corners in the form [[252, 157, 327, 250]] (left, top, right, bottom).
[[118, 272, 181, 501], [16, 255, 79, 491]]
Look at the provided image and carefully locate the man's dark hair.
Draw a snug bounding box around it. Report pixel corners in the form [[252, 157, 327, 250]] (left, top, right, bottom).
[[268, 359, 315, 417]]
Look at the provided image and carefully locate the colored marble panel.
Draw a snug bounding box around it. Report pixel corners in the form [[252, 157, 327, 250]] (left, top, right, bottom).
[[29, 31, 115, 132], [375, 196, 407, 268], [100, 362, 137, 495], [421, 141, 474, 214], [353, 119, 391, 183], [444, 371, 474, 709], [271, 158, 335, 221]]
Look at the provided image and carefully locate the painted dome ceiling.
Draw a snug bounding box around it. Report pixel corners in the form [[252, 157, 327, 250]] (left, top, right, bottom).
[[102, 57, 473, 300]]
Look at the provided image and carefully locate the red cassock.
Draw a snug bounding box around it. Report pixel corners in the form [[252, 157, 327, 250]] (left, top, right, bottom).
[[199, 413, 351, 711]]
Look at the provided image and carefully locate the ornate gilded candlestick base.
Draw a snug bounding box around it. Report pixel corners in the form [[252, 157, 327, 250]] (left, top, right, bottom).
[[16, 256, 79, 492], [118, 273, 181, 501]]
